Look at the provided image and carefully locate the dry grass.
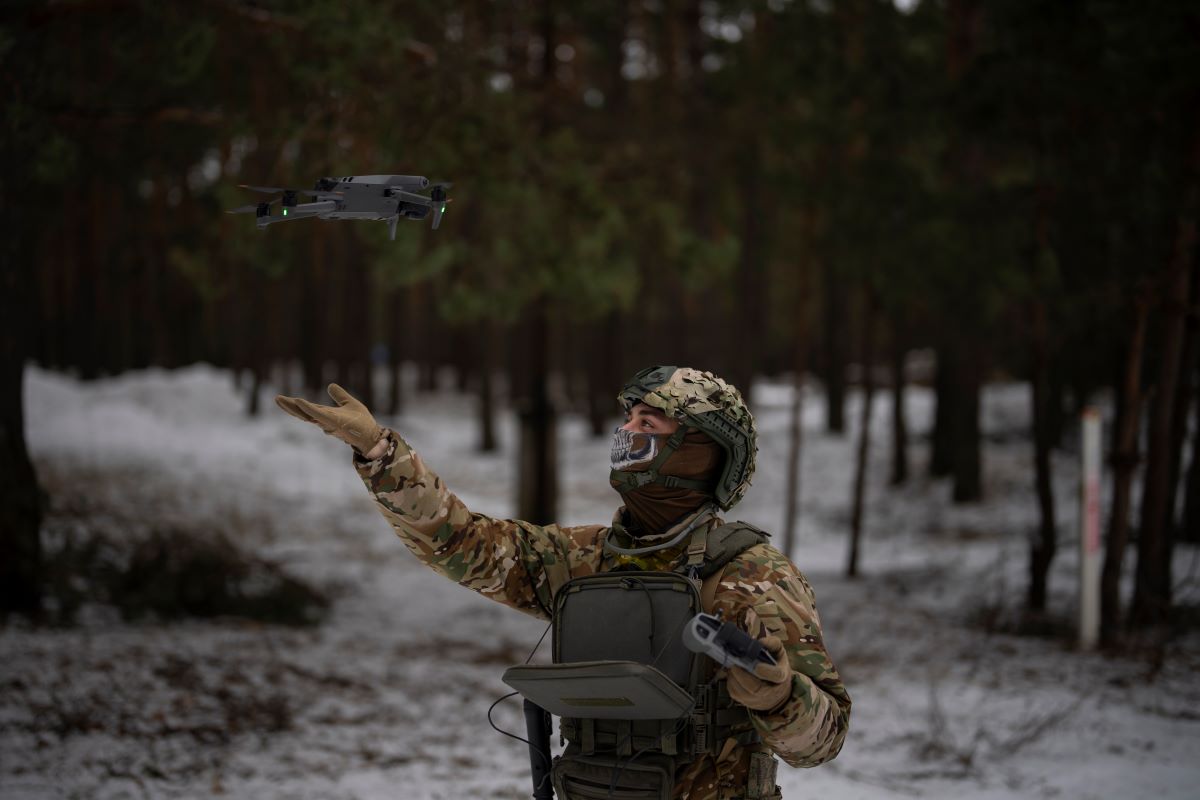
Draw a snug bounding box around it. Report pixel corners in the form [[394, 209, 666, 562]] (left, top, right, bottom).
[[35, 462, 329, 627]]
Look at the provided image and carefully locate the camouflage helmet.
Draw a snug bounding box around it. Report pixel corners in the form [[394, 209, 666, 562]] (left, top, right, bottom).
[[614, 366, 757, 510]]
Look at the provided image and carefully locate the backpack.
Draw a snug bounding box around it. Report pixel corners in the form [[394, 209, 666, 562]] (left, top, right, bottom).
[[505, 521, 771, 800]]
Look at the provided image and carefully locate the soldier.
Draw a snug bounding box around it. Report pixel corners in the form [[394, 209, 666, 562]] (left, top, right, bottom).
[[276, 366, 850, 800]]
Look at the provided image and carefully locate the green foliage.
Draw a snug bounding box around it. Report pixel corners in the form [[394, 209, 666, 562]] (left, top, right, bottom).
[[4, 0, 1194, 394], [167, 246, 228, 302], [31, 132, 80, 185]]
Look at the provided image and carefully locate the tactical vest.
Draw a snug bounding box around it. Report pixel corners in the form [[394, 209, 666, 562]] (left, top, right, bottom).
[[504, 521, 774, 800]]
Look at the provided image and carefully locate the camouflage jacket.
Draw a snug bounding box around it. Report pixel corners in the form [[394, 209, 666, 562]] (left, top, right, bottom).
[[355, 430, 851, 799]]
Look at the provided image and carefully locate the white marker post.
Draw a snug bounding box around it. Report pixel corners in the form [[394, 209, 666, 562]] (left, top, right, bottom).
[[1079, 408, 1102, 650]]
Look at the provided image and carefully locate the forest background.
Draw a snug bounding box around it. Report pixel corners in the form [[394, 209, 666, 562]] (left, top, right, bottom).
[[1, 0, 1198, 685]]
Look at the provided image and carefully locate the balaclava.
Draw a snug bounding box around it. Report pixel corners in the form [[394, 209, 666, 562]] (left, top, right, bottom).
[[609, 427, 723, 534]]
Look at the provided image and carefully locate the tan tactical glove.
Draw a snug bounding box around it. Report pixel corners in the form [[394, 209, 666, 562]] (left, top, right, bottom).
[[726, 635, 793, 714], [274, 383, 384, 455]]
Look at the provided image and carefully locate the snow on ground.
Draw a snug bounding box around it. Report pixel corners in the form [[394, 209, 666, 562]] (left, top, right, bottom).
[[2, 364, 1198, 800]]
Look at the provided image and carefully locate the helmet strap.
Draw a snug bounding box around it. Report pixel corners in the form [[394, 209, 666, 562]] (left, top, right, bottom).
[[609, 425, 711, 494]]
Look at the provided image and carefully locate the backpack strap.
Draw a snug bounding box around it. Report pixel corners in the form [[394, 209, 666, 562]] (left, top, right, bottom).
[[700, 570, 723, 615], [696, 521, 770, 613]]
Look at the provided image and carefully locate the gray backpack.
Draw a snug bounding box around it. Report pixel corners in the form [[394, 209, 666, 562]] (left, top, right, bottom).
[[504, 522, 772, 800]]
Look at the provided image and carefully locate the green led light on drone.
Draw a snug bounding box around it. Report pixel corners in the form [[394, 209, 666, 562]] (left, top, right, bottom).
[[441, 205, 447, 214], [283, 209, 288, 216]]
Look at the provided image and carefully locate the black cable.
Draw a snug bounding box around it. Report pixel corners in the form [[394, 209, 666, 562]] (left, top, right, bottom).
[[483, 691, 555, 794], [485, 620, 555, 794], [524, 619, 553, 665], [650, 609, 694, 671], [621, 576, 657, 658], [618, 577, 697, 671]]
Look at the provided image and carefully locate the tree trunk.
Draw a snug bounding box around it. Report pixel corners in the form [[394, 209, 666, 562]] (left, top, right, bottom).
[[1028, 301, 1057, 611], [389, 362, 405, 415], [938, 0, 984, 497], [247, 364, 263, 416], [950, 342, 983, 503], [415, 281, 438, 393], [77, 178, 103, 380], [453, 327, 473, 395], [1132, 209, 1196, 626], [517, 304, 558, 524], [417, 361, 437, 392], [783, 240, 813, 557], [822, 262, 847, 434], [930, 346, 955, 477], [1166, 259, 1199, 542], [846, 294, 876, 578], [1100, 297, 1149, 641], [0, 197, 43, 615], [1047, 362, 1067, 449], [515, 0, 560, 525], [300, 232, 324, 398], [388, 289, 406, 415], [585, 351, 608, 438], [890, 340, 909, 486], [730, 136, 765, 407], [478, 320, 498, 453], [933, 341, 984, 500], [782, 343, 807, 559], [585, 314, 620, 438], [345, 235, 372, 404], [243, 269, 266, 416], [1183, 379, 1200, 544]]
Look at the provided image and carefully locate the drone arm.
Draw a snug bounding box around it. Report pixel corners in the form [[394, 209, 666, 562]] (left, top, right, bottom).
[[256, 208, 324, 227], [389, 189, 433, 205]]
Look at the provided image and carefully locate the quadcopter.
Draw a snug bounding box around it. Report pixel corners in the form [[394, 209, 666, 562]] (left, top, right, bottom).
[[228, 175, 452, 239]]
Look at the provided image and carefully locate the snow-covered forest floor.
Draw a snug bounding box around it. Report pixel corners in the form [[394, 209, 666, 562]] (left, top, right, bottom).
[[3, 365, 1198, 800]]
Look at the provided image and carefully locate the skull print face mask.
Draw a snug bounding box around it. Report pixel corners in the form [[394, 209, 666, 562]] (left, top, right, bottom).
[[610, 428, 664, 471]]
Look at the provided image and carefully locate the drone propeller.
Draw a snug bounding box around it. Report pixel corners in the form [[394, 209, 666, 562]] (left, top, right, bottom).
[[238, 184, 289, 194], [240, 183, 342, 198]]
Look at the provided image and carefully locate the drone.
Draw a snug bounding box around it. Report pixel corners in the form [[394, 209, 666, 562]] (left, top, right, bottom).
[[228, 175, 452, 239]]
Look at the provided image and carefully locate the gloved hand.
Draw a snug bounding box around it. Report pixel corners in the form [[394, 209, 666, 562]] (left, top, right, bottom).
[[275, 383, 384, 455], [726, 635, 792, 714]]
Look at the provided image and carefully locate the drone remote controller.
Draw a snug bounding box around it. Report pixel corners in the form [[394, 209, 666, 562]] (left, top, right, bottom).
[[682, 612, 777, 673]]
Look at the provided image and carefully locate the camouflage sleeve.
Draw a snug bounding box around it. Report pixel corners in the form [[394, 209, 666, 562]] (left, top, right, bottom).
[[353, 429, 607, 620], [710, 544, 852, 769]]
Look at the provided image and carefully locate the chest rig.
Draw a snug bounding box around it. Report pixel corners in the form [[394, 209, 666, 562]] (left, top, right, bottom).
[[504, 520, 769, 800]]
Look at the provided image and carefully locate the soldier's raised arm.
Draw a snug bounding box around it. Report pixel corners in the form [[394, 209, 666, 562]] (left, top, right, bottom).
[[275, 384, 606, 619]]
